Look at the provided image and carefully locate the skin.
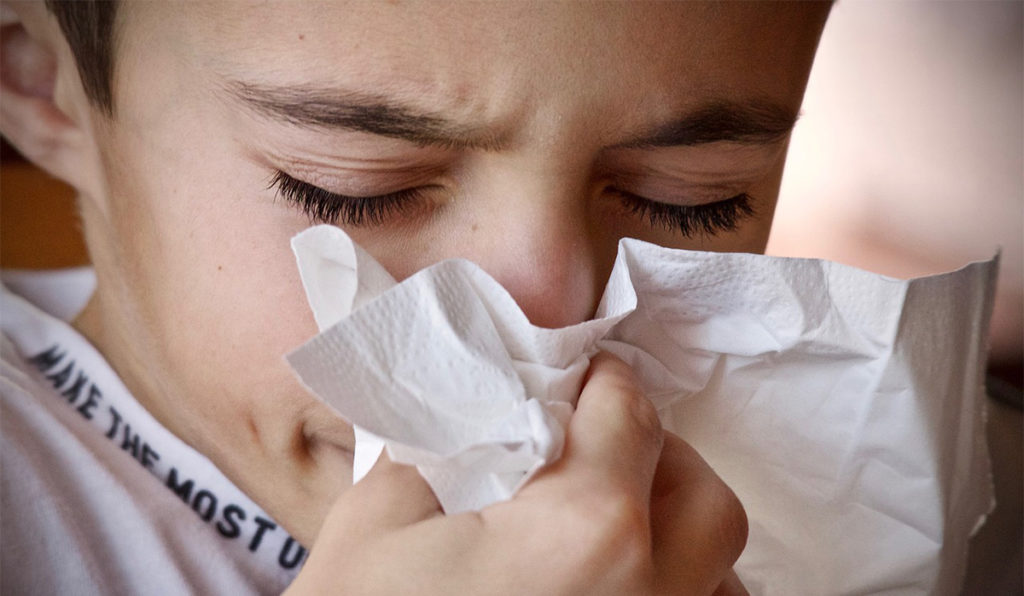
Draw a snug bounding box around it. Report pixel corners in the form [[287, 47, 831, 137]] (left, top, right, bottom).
[[1, 2, 829, 592]]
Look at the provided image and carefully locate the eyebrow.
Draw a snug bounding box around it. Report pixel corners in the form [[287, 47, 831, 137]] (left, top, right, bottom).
[[615, 101, 799, 149], [226, 81, 797, 150], [226, 81, 504, 150]]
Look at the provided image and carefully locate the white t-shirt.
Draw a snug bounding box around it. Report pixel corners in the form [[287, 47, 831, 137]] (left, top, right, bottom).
[[1, 269, 303, 595]]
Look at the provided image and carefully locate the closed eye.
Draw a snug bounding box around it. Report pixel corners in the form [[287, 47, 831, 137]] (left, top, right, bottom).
[[609, 188, 756, 237], [269, 170, 430, 226], [271, 169, 755, 237]]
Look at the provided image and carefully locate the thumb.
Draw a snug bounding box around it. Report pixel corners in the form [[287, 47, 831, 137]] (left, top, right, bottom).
[[319, 451, 442, 544], [291, 453, 443, 595]]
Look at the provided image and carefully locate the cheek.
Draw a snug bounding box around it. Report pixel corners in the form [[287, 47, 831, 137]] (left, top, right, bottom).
[[102, 124, 319, 422]]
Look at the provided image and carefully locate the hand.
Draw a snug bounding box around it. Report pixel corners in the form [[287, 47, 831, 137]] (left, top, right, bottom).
[[287, 352, 748, 595]]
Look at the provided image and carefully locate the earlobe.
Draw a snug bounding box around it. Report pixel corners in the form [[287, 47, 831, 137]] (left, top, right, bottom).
[[0, 5, 95, 194]]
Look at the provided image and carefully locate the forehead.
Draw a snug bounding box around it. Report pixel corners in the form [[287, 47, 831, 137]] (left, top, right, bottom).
[[114, 2, 826, 141]]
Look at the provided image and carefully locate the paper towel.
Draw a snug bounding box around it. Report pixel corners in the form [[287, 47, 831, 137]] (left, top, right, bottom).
[[286, 224, 997, 595]]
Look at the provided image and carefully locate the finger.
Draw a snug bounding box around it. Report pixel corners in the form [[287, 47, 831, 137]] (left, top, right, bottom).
[[321, 450, 442, 542], [537, 351, 664, 508], [711, 570, 749, 596], [650, 433, 748, 594], [292, 453, 444, 595]]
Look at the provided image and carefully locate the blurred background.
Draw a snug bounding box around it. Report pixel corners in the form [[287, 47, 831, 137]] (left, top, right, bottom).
[[1, 2, 1021, 389], [768, 0, 1022, 391]]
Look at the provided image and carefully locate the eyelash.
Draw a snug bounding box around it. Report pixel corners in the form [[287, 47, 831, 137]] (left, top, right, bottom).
[[269, 171, 426, 226], [609, 188, 755, 237], [270, 170, 755, 236]]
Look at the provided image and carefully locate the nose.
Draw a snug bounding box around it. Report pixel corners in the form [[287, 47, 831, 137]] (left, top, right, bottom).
[[448, 174, 613, 329], [472, 215, 598, 328]]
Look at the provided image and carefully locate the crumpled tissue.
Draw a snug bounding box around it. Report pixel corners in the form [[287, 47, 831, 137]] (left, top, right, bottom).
[[286, 224, 997, 596]]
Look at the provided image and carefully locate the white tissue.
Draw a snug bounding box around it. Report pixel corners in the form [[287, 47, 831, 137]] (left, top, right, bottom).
[[286, 224, 997, 595]]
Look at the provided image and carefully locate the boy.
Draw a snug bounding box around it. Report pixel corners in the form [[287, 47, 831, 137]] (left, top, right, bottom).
[[6, 2, 998, 594]]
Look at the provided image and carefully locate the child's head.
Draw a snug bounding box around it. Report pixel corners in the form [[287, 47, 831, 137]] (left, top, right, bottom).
[[1, 1, 830, 541]]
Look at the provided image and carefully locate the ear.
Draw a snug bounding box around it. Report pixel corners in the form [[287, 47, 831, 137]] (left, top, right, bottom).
[[1, 2, 101, 196]]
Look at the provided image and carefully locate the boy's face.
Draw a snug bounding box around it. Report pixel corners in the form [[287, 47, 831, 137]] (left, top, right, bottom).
[[68, 2, 828, 542]]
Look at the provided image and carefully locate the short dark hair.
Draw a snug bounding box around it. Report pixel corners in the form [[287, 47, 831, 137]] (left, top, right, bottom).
[[44, 0, 119, 115]]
